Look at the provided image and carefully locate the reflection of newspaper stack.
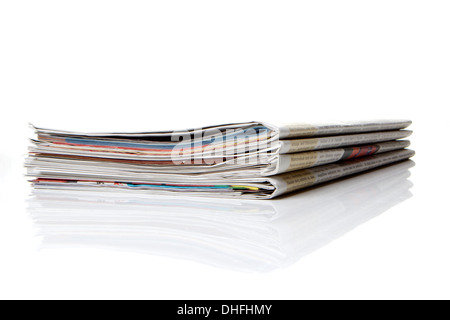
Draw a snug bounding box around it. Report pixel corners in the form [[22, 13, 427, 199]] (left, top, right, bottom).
[[29, 160, 414, 272], [26, 119, 414, 198]]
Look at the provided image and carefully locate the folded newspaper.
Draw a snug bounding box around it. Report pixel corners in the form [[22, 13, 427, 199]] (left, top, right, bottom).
[[26, 119, 414, 199]]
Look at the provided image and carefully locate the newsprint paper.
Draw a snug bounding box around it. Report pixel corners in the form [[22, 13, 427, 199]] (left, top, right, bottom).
[[27, 119, 414, 199]]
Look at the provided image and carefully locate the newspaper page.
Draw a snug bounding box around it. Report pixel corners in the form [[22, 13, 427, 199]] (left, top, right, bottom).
[[267, 140, 410, 175], [279, 130, 412, 154], [273, 119, 411, 139], [33, 119, 411, 142]]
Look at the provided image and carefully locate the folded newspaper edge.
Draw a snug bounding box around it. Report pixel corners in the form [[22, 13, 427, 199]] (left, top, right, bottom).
[[269, 149, 415, 198], [27, 140, 410, 177], [31, 119, 411, 139], [270, 140, 410, 175], [32, 149, 415, 199], [280, 130, 411, 153]]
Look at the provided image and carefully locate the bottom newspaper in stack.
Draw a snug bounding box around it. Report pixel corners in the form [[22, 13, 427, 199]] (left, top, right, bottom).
[[27, 150, 414, 199], [26, 120, 414, 199]]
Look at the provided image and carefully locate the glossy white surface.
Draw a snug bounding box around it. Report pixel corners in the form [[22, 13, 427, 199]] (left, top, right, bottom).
[[1, 1, 449, 299]]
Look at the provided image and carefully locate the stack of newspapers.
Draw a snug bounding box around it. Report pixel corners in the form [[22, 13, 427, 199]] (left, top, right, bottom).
[[26, 119, 414, 199]]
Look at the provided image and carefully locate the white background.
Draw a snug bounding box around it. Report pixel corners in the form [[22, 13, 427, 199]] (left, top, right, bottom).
[[1, 1, 449, 299]]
